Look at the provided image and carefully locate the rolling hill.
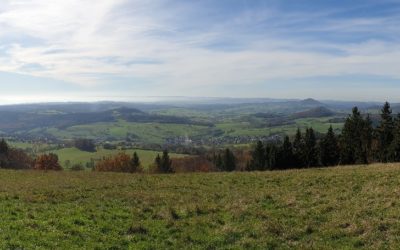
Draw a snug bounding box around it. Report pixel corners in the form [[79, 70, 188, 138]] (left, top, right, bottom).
[[0, 98, 390, 146]]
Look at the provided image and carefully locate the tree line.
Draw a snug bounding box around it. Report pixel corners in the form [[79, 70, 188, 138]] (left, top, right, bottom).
[[244, 102, 400, 171]]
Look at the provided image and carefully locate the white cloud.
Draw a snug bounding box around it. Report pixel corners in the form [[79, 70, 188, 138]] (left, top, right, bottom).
[[0, 0, 399, 96]]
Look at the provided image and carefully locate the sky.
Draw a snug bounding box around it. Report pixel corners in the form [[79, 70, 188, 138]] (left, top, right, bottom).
[[0, 0, 400, 103]]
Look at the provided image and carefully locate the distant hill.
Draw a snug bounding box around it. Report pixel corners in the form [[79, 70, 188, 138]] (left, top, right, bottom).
[[0, 107, 210, 133], [291, 106, 336, 119], [300, 98, 324, 106]]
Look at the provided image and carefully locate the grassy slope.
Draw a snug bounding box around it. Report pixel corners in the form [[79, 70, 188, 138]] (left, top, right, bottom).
[[216, 117, 343, 137], [40, 115, 343, 143], [48, 147, 187, 169], [1, 164, 400, 248], [46, 120, 211, 144]]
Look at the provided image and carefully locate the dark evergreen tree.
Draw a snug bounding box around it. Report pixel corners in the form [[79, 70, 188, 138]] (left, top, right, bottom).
[[265, 143, 278, 170], [319, 126, 340, 166], [303, 128, 318, 167], [131, 152, 141, 172], [340, 107, 369, 165], [292, 128, 305, 168], [222, 148, 236, 172], [0, 139, 9, 155], [159, 150, 173, 173], [376, 102, 394, 162], [249, 141, 265, 171], [0, 139, 9, 168], [154, 154, 161, 171], [215, 153, 223, 170], [389, 114, 400, 162], [276, 136, 294, 169], [361, 114, 374, 163]]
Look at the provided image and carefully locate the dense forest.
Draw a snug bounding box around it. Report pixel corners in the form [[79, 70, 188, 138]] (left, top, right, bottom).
[[241, 102, 400, 171]]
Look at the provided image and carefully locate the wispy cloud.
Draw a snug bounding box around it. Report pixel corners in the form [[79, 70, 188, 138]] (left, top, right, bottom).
[[0, 0, 399, 100]]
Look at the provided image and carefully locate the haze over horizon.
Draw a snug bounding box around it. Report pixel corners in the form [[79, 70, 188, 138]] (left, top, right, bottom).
[[0, 0, 399, 102]]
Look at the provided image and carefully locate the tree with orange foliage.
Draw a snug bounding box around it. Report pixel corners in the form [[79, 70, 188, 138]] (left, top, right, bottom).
[[94, 152, 142, 173], [172, 156, 214, 173], [34, 153, 63, 171]]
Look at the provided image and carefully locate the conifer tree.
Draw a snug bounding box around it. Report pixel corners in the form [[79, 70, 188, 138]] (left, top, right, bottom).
[[0, 139, 9, 168], [340, 107, 368, 164], [304, 127, 318, 167], [155, 153, 161, 166], [292, 128, 305, 168], [265, 143, 278, 170], [389, 114, 400, 162], [361, 114, 374, 163], [160, 150, 173, 173], [249, 141, 265, 171], [215, 153, 223, 170], [222, 148, 236, 172], [277, 136, 294, 169], [377, 102, 394, 162], [320, 126, 340, 166], [131, 152, 141, 172]]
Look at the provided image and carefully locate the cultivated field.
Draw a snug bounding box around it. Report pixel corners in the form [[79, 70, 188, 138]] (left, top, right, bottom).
[[1, 164, 400, 249]]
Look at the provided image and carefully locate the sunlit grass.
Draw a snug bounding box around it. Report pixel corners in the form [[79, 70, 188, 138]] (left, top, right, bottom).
[[1, 164, 400, 248]]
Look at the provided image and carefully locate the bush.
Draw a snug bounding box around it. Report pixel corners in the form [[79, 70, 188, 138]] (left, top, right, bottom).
[[94, 152, 142, 173], [7, 148, 34, 169], [172, 156, 214, 173], [0, 139, 34, 170], [34, 153, 63, 171]]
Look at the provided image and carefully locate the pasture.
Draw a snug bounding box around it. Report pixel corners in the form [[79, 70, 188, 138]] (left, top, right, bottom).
[[1, 164, 400, 248]]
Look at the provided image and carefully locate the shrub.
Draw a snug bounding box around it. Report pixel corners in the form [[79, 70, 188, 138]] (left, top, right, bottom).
[[172, 156, 214, 173], [94, 152, 142, 173], [7, 148, 34, 169], [34, 153, 63, 171], [0, 139, 34, 170]]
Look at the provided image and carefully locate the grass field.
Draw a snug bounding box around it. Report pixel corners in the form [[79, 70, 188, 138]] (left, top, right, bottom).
[[1, 164, 400, 248], [47, 147, 187, 169], [215, 117, 343, 137], [45, 120, 211, 144]]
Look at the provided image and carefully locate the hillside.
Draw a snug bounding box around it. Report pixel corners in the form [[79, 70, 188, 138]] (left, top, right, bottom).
[[0, 100, 348, 146], [1, 164, 400, 248], [5, 98, 398, 147], [291, 106, 336, 119]]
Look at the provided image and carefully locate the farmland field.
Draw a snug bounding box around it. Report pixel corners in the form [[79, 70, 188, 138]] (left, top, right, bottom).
[[1, 164, 400, 249], [45, 120, 212, 144], [0, 100, 351, 146]]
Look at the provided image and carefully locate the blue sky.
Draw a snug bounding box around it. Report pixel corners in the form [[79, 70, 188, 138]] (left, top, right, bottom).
[[0, 0, 399, 103]]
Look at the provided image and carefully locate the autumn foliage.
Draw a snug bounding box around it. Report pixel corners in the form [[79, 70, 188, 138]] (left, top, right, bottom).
[[172, 156, 215, 173], [94, 152, 142, 173], [34, 153, 63, 171]]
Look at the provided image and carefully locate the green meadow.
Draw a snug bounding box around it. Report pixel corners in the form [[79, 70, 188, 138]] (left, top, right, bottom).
[[45, 120, 211, 144], [1, 164, 400, 249]]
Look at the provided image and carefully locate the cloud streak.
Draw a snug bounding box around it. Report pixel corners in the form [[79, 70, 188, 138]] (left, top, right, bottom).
[[0, 0, 399, 100]]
